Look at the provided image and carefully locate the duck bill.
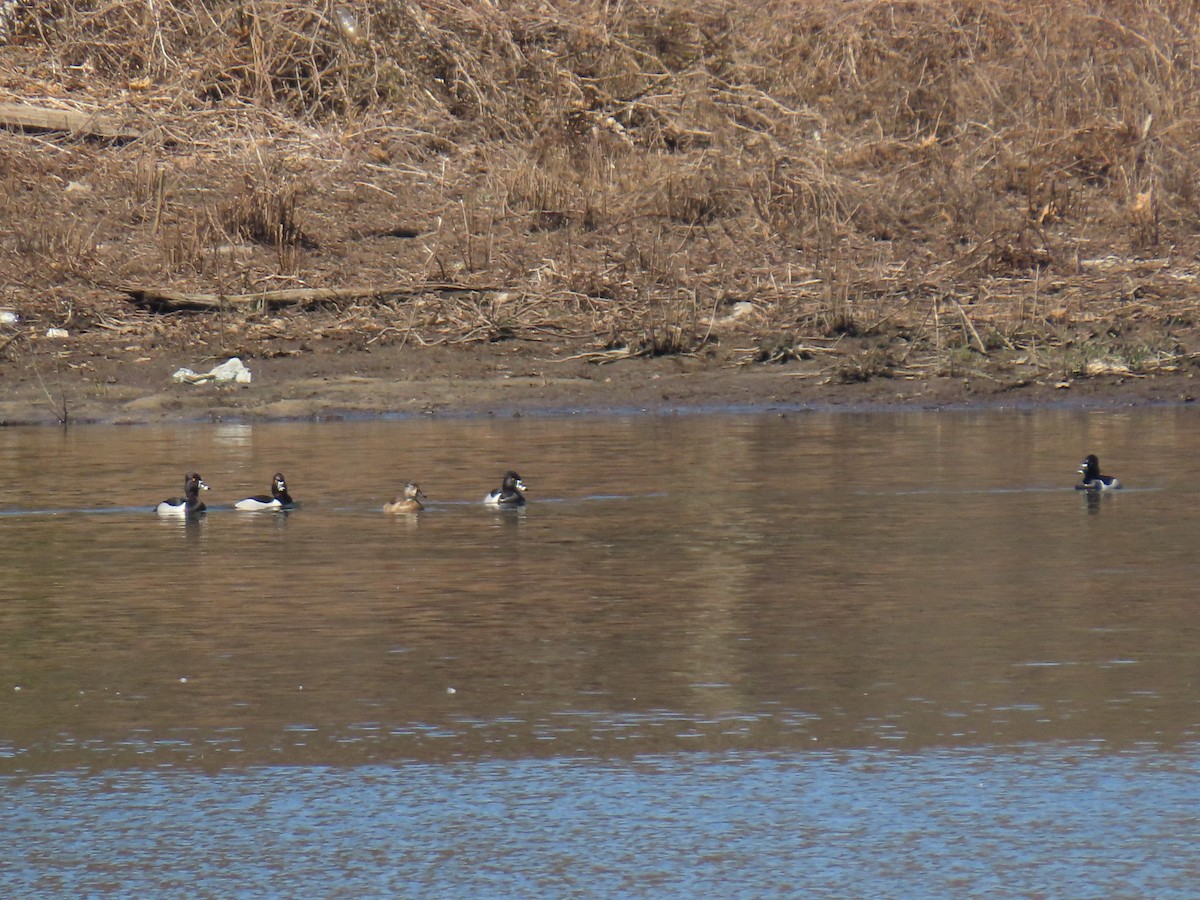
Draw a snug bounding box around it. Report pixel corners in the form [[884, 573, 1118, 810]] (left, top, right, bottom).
[[198, 480, 210, 491]]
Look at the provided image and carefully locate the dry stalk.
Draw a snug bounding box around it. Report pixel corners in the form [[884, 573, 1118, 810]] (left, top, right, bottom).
[[1, 0, 1200, 361]]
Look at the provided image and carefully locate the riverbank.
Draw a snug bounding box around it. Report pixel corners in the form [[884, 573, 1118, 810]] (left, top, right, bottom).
[[1, 321, 1195, 426], [4, 1, 1200, 424]]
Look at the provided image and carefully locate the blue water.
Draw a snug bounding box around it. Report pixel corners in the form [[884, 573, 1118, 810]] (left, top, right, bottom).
[[5, 748, 1198, 897]]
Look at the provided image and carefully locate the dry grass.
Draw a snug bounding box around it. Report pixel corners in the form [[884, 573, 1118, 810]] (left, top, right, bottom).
[[3, 0, 1200, 375]]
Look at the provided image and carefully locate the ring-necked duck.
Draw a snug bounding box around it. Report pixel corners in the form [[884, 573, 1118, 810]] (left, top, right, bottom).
[[157, 472, 209, 515], [484, 470, 527, 507], [384, 482, 425, 514], [1076, 454, 1121, 491], [235, 472, 295, 510]]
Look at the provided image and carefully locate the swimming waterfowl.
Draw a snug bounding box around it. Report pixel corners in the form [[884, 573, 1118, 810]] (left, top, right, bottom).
[[235, 472, 295, 510], [1076, 454, 1121, 491], [384, 482, 425, 514], [484, 470, 527, 507], [156, 472, 209, 515]]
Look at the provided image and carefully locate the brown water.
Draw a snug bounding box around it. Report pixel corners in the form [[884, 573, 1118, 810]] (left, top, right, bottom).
[[2, 409, 1199, 895]]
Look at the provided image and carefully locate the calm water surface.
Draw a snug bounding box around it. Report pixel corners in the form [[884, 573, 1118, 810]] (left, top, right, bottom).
[[1, 408, 1199, 895]]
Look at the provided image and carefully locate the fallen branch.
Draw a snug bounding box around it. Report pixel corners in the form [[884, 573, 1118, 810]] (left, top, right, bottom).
[[0, 102, 141, 142], [115, 282, 506, 312]]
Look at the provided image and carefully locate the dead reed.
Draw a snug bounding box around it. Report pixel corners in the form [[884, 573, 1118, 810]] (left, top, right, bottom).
[[2, 0, 1200, 371]]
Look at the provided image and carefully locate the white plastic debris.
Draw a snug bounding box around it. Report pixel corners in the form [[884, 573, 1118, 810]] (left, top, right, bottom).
[[172, 356, 253, 385], [333, 5, 362, 43], [0, 309, 17, 325], [707, 301, 755, 327], [45, 327, 69, 339], [1083, 358, 1132, 377]]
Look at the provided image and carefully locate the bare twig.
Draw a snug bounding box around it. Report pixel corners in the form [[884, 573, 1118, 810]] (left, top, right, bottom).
[[951, 298, 989, 355]]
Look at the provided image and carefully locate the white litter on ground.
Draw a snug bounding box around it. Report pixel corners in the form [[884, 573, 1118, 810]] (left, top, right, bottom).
[[172, 356, 253, 384]]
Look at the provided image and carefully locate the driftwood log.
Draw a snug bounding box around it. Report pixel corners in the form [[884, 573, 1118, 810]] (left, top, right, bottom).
[[117, 283, 504, 312], [0, 102, 141, 142]]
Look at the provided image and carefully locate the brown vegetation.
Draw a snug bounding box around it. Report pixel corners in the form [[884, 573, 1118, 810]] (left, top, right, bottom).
[[2, 0, 1200, 400]]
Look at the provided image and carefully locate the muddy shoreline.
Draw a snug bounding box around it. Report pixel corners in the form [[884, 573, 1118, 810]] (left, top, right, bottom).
[[2, 335, 1194, 427]]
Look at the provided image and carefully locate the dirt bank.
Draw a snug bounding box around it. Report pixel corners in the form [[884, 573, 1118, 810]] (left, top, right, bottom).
[[2, 317, 1196, 426], [4, 1, 1200, 423]]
